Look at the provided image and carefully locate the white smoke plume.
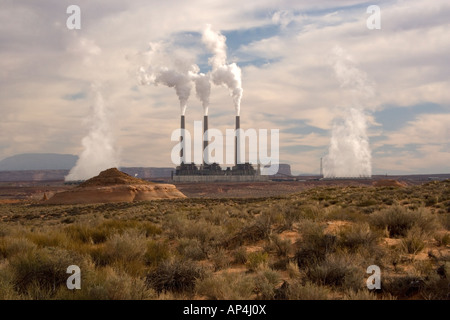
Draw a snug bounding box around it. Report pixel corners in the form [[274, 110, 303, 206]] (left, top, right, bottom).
[[202, 24, 243, 116], [323, 46, 374, 178], [65, 86, 119, 181], [138, 43, 201, 116], [192, 72, 211, 115]]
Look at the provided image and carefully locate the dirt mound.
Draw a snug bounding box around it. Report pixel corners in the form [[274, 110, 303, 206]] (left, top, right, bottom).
[[78, 168, 152, 188], [373, 179, 406, 187], [46, 168, 186, 205]]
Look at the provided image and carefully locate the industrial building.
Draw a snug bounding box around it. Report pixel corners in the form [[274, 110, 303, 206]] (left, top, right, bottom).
[[172, 114, 268, 182]]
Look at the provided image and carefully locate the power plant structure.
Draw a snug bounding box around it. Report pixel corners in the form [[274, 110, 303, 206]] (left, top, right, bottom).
[[172, 113, 268, 182]]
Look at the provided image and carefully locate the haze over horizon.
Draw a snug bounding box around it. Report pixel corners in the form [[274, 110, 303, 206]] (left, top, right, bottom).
[[1, 1, 449, 176]]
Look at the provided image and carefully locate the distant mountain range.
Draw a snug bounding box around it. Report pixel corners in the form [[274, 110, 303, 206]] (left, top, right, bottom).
[[0, 153, 294, 181], [0, 153, 78, 171]]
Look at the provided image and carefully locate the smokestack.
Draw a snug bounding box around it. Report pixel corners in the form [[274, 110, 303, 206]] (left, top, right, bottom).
[[235, 115, 240, 166], [203, 115, 208, 165], [180, 115, 185, 164]]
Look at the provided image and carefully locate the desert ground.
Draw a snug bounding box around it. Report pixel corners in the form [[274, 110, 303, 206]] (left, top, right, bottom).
[[0, 177, 449, 300]]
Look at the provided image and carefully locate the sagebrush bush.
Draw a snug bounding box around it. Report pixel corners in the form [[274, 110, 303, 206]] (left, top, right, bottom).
[[401, 227, 426, 254], [10, 247, 88, 298], [177, 238, 207, 261], [296, 222, 336, 268], [144, 240, 171, 267], [210, 248, 231, 271], [246, 252, 269, 272], [103, 230, 147, 264], [0, 261, 21, 300], [146, 259, 204, 294], [232, 247, 248, 265], [56, 266, 155, 300], [370, 206, 438, 238], [254, 267, 280, 299], [268, 235, 292, 257], [196, 272, 255, 300], [306, 254, 363, 291], [278, 280, 330, 300], [338, 223, 379, 252], [66, 220, 161, 244], [342, 289, 396, 300], [0, 237, 37, 259], [382, 275, 425, 298], [434, 232, 450, 246]]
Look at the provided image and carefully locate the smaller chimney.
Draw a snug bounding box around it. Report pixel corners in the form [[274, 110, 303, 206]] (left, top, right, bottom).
[[203, 115, 208, 165], [235, 115, 240, 166], [180, 115, 185, 164]]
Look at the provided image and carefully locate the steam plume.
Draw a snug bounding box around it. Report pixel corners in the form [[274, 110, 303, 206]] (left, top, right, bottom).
[[192, 72, 211, 115], [65, 86, 119, 181], [202, 24, 243, 116], [323, 46, 374, 178], [138, 44, 198, 115]]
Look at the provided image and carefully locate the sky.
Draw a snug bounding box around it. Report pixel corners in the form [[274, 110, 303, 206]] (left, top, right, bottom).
[[0, 0, 449, 175]]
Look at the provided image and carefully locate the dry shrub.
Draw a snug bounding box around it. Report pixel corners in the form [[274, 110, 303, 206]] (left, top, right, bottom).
[[177, 238, 207, 260], [210, 248, 231, 271], [103, 230, 147, 264], [268, 234, 293, 257], [343, 290, 396, 300], [371, 206, 439, 238], [9, 247, 88, 298], [232, 247, 248, 265], [146, 259, 204, 294], [25, 231, 68, 248], [56, 266, 155, 300], [254, 267, 280, 300], [306, 254, 363, 291], [246, 251, 269, 272], [196, 272, 255, 300], [0, 237, 37, 259], [295, 222, 336, 268], [0, 261, 21, 299], [434, 232, 450, 246], [66, 220, 161, 244], [401, 227, 426, 254], [144, 240, 171, 267], [276, 280, 330, 300], [338, 223, 379, 252]]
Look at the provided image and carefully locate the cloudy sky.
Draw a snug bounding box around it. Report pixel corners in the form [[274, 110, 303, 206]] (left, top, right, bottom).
[[1, 0, 449, 175]]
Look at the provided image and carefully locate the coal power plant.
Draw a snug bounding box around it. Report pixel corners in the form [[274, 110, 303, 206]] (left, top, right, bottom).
[[172, 114, 267, 182]]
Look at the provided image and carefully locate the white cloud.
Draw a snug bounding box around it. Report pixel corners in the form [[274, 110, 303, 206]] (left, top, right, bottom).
[[1, 0, 449, 175]]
